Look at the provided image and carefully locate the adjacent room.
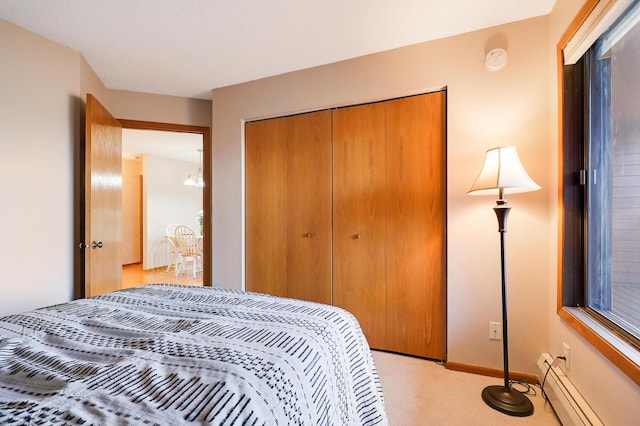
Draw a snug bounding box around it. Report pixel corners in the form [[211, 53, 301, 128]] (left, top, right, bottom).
[[121, 128, 205, 288], [1, 0, 639, 424]]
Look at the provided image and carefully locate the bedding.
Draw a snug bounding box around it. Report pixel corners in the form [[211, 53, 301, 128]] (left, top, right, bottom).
[[0, 284, 388, 425]]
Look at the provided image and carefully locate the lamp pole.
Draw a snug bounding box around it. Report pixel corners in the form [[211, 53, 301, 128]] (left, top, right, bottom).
[[480, 190, 534, 416], [495, 191, 511, 391]]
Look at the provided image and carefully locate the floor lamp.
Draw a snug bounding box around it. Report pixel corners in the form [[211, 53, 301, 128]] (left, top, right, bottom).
[[468, 146, 540, 417]]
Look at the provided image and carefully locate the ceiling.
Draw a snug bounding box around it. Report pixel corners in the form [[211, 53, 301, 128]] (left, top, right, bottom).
[[0, 0, 556, 100], [122, 129, 202, 164]]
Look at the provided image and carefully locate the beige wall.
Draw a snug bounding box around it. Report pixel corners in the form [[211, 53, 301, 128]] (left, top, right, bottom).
[[0, 19, 211, 316], [212, 16, 551, 376], [0, 19, 100, 315], [103, 89, 211, 128]]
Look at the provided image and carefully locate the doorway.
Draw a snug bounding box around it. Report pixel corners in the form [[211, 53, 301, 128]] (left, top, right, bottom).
[[121, 128, 205, 288], [119, 119, 212, 288]]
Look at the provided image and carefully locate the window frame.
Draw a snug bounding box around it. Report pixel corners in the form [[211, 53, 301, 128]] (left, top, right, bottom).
[[559, 0, 640, 386]]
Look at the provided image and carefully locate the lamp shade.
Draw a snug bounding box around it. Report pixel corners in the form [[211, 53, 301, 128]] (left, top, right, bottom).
[[468, 146, 540, 196], [184, 149, 204, 187]]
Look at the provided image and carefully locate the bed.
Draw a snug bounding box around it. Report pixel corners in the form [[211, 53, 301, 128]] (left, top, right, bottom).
[[0, 284, 388, 425]]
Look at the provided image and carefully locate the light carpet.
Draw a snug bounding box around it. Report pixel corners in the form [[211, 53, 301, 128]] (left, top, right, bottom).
[[372, 350, 561, 425]]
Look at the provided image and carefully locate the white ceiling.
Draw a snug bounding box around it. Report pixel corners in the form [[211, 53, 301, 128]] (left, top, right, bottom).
[[122, 129, 202, 164], [0, 0, 556, 100]]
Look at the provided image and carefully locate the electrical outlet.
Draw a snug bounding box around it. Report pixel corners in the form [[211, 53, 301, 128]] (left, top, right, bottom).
[[489, 322, 502, 340], [562, 342, 571, 369]]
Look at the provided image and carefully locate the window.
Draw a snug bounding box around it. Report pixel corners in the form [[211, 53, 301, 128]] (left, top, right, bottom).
[[563, 1, 640, 357]]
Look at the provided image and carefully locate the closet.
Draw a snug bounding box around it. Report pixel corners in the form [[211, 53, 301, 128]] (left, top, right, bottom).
[[245, 91, 446, 360]]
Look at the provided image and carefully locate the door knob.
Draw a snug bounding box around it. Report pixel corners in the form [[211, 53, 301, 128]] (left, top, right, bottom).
[[354, 234, 362, 239], [79, 242, 90, 249], [304, 233, 313, 238], [92, 241, 103, 249]]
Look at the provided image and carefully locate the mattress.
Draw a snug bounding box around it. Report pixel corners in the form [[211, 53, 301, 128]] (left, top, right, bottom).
[[0, 284, 388, 425]]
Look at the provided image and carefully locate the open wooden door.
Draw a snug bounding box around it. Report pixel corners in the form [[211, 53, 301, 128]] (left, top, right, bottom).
[[84, 94, 123, 297]]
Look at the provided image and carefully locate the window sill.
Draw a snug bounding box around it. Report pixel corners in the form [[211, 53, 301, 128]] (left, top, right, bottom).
[[559, 307, 640, 386]]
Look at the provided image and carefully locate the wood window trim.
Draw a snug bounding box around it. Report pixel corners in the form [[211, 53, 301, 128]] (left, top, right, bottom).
[[557, 0, 640, 386]]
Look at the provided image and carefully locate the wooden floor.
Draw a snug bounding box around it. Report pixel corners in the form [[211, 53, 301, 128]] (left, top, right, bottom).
[[122, 263, 203, 289]]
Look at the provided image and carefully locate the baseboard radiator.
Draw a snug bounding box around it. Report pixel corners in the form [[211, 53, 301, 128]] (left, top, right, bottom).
[[537, 353, 603, 425]]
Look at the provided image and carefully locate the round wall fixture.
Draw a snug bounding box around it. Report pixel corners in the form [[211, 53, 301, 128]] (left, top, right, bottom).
[[485, 48, 508, 72]]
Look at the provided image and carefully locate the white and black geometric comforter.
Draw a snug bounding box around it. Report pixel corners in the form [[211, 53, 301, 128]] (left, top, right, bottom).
[[0, 284, 388, 425]]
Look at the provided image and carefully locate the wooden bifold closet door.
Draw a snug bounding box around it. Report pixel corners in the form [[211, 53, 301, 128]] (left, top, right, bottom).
[[245, 110, 333, 305], [384, 93, 446, 359], [333, 93, 446, 360], [333, 102, 387, 350], [245, 92, 446, 360]]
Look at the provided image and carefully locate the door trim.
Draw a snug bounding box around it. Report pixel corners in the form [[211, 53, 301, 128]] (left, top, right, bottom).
[[118, 119, 212, 286]]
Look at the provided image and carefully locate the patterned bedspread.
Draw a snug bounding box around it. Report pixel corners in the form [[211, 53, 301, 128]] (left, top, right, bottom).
[[0, 284, 388, 425]]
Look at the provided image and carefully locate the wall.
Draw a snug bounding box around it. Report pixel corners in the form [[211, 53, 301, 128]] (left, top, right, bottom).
[[547, 0, 640, 424], [212, 17, 551, 375], [0, 19, 212, 316], [0, 19, 105, 316], [143, 154, 202, 269], [104, 89, 211, 128]]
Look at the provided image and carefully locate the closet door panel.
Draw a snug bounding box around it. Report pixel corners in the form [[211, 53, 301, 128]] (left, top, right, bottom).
[[245, 119, 288, 297], [286, 110, 333, 305], [385, 92, 446, 359], [333, 103, 386, 348]]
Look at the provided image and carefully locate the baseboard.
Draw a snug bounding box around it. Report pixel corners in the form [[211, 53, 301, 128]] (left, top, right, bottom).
[[445, 361, 539, 384], [537, 353, 603, 425]]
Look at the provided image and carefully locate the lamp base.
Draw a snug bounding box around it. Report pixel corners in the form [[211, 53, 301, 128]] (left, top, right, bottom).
[[481, 385, 534, 417]]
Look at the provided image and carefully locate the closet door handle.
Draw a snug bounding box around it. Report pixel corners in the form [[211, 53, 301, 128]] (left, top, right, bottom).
[[304, 233, 313, 238], [354, 234, 362, 240]]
